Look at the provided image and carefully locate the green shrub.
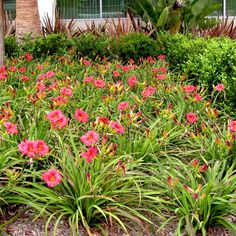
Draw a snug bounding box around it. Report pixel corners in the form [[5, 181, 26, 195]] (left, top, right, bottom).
[[158, 33, 236, 114], [73, 33, 111, 60], [21, 34, 72, 58], [5, 36, 20, 58], [157, 33, 207, 71], [184, 37, 236, 113], [113, 33, 160, 63]]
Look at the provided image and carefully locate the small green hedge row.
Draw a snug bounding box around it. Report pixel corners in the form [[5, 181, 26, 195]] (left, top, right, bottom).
[[5, 33, 161, 62], [4, 33, 236, 113]]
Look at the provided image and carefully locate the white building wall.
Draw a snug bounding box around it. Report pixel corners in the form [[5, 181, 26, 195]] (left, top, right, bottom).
[[38, 0, 56, 27]]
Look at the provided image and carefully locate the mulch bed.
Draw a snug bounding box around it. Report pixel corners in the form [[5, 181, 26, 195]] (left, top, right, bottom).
[[0, 206, 235, 236]]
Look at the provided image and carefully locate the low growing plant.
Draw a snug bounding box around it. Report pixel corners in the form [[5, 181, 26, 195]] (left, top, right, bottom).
[[153, 159, 236, 235]]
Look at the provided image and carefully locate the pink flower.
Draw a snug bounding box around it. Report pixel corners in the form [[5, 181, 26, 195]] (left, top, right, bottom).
[[153, 68, 159, 73], [147, 56, 155, 63], [81, 131, 99, 146], [95, 116, 110, 126], [215, 83, 224, 91], [199, 164, 208, 172], [37, 74, 47, 81], [34, 140, 49, 157], [84, 76, 93, 83], [94, 80, 106, 88], [156, 74, 166, 80], [0, 65, 6, 72], [158, 54, 166, 60], [18, 67, 26, 73], [229, 120, 236, 133], [4, 122, 18, 134], [18, 140, 35, 158], [47, 110, 64, 123], [83, 60, 91, 66], [110, 121, 125, 134], [9, 66, 16, 72], [61, 87, 73, 97], [22, 76, 29, 82], [81, 146, 98, 163], [74, 109, 89, 122], [141, 86, 156, 97], [36, 82, 46, 92], [160, 67, 167, 73], [25, 53, 33, 61], [47, 81, 58, 91], [45, 71, 55, 78], [128, 76, 137, 87], [37, 65, 44, 70], [47, 110, 68, 129], [184, 85, 196, 93], [194, 93, 202, 101], [42, 168, 62, 188], [51, 96, 68, 106], [113, 70, 120, 77], [186, 112, 198, 124], [122, 66, 129, 72], [118, 101, 129, 111], [0, 72, 7, 80], [18, 139, 49, 158], [56, 116, 68, 129]]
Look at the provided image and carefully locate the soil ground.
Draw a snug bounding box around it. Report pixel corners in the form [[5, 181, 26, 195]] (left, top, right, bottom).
[[0, 206, 234, 236]]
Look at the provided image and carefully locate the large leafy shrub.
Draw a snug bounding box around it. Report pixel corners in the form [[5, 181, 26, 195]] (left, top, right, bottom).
[[157, 33, 206, 70], [21, 34, 72, 58], [72, 33, 111, 60], [5, 36, 20, 58], [158, 33, 236, 114], [113, 33, 160, 63]]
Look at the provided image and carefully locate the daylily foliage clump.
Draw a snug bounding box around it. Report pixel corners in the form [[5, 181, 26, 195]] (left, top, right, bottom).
[[0, 53, 235, 235]]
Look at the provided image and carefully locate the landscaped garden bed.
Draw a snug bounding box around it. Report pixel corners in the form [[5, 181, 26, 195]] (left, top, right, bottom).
[[0, 44, 235, 235]]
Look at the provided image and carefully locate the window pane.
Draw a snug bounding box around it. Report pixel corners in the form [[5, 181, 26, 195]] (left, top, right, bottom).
[[58, 0, 80, 19], [102, 0, 134, 18], [79, 0, 100, 19], [102, 0, 125, 18], [4, 0, 16, 19], [227, 0, 236, 16], [58, 0, 135, 19], [209, 0, 223, 16]]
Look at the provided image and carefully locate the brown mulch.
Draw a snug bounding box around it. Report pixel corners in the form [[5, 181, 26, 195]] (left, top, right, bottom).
[[0, 207, 235, 236]]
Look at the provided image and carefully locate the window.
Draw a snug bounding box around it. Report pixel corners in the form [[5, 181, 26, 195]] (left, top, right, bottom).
[[227, 0, 236, 16], [3, 0, 236, 20], [4, 0, 16, 18], [57, 0, 134, 19], [209, 0, 223, 16]]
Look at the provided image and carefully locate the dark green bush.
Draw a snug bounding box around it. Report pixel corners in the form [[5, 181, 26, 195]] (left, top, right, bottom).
[[157, 33, 207, 71], [113, 33, 160, 63], [5, 36, 20, 57], [72, 33, 111, 60], [21, 34, 72, 58], [158, 33, 236, 115], [185, 37, 236, 114]]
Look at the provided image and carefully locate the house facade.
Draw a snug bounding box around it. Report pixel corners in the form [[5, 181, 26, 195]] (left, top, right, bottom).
[[3, 0, 236, 21]]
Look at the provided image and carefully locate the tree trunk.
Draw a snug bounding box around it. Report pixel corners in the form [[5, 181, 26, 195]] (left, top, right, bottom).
[[0, 0, 4, 66], [16, 0, 42, 40]]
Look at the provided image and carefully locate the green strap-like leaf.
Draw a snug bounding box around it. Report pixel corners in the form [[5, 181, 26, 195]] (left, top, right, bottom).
[[138, 0, 159, 25], [157, 7, 169, 27], [199, 3, 222, 18], [191, 0, 210, 16]]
